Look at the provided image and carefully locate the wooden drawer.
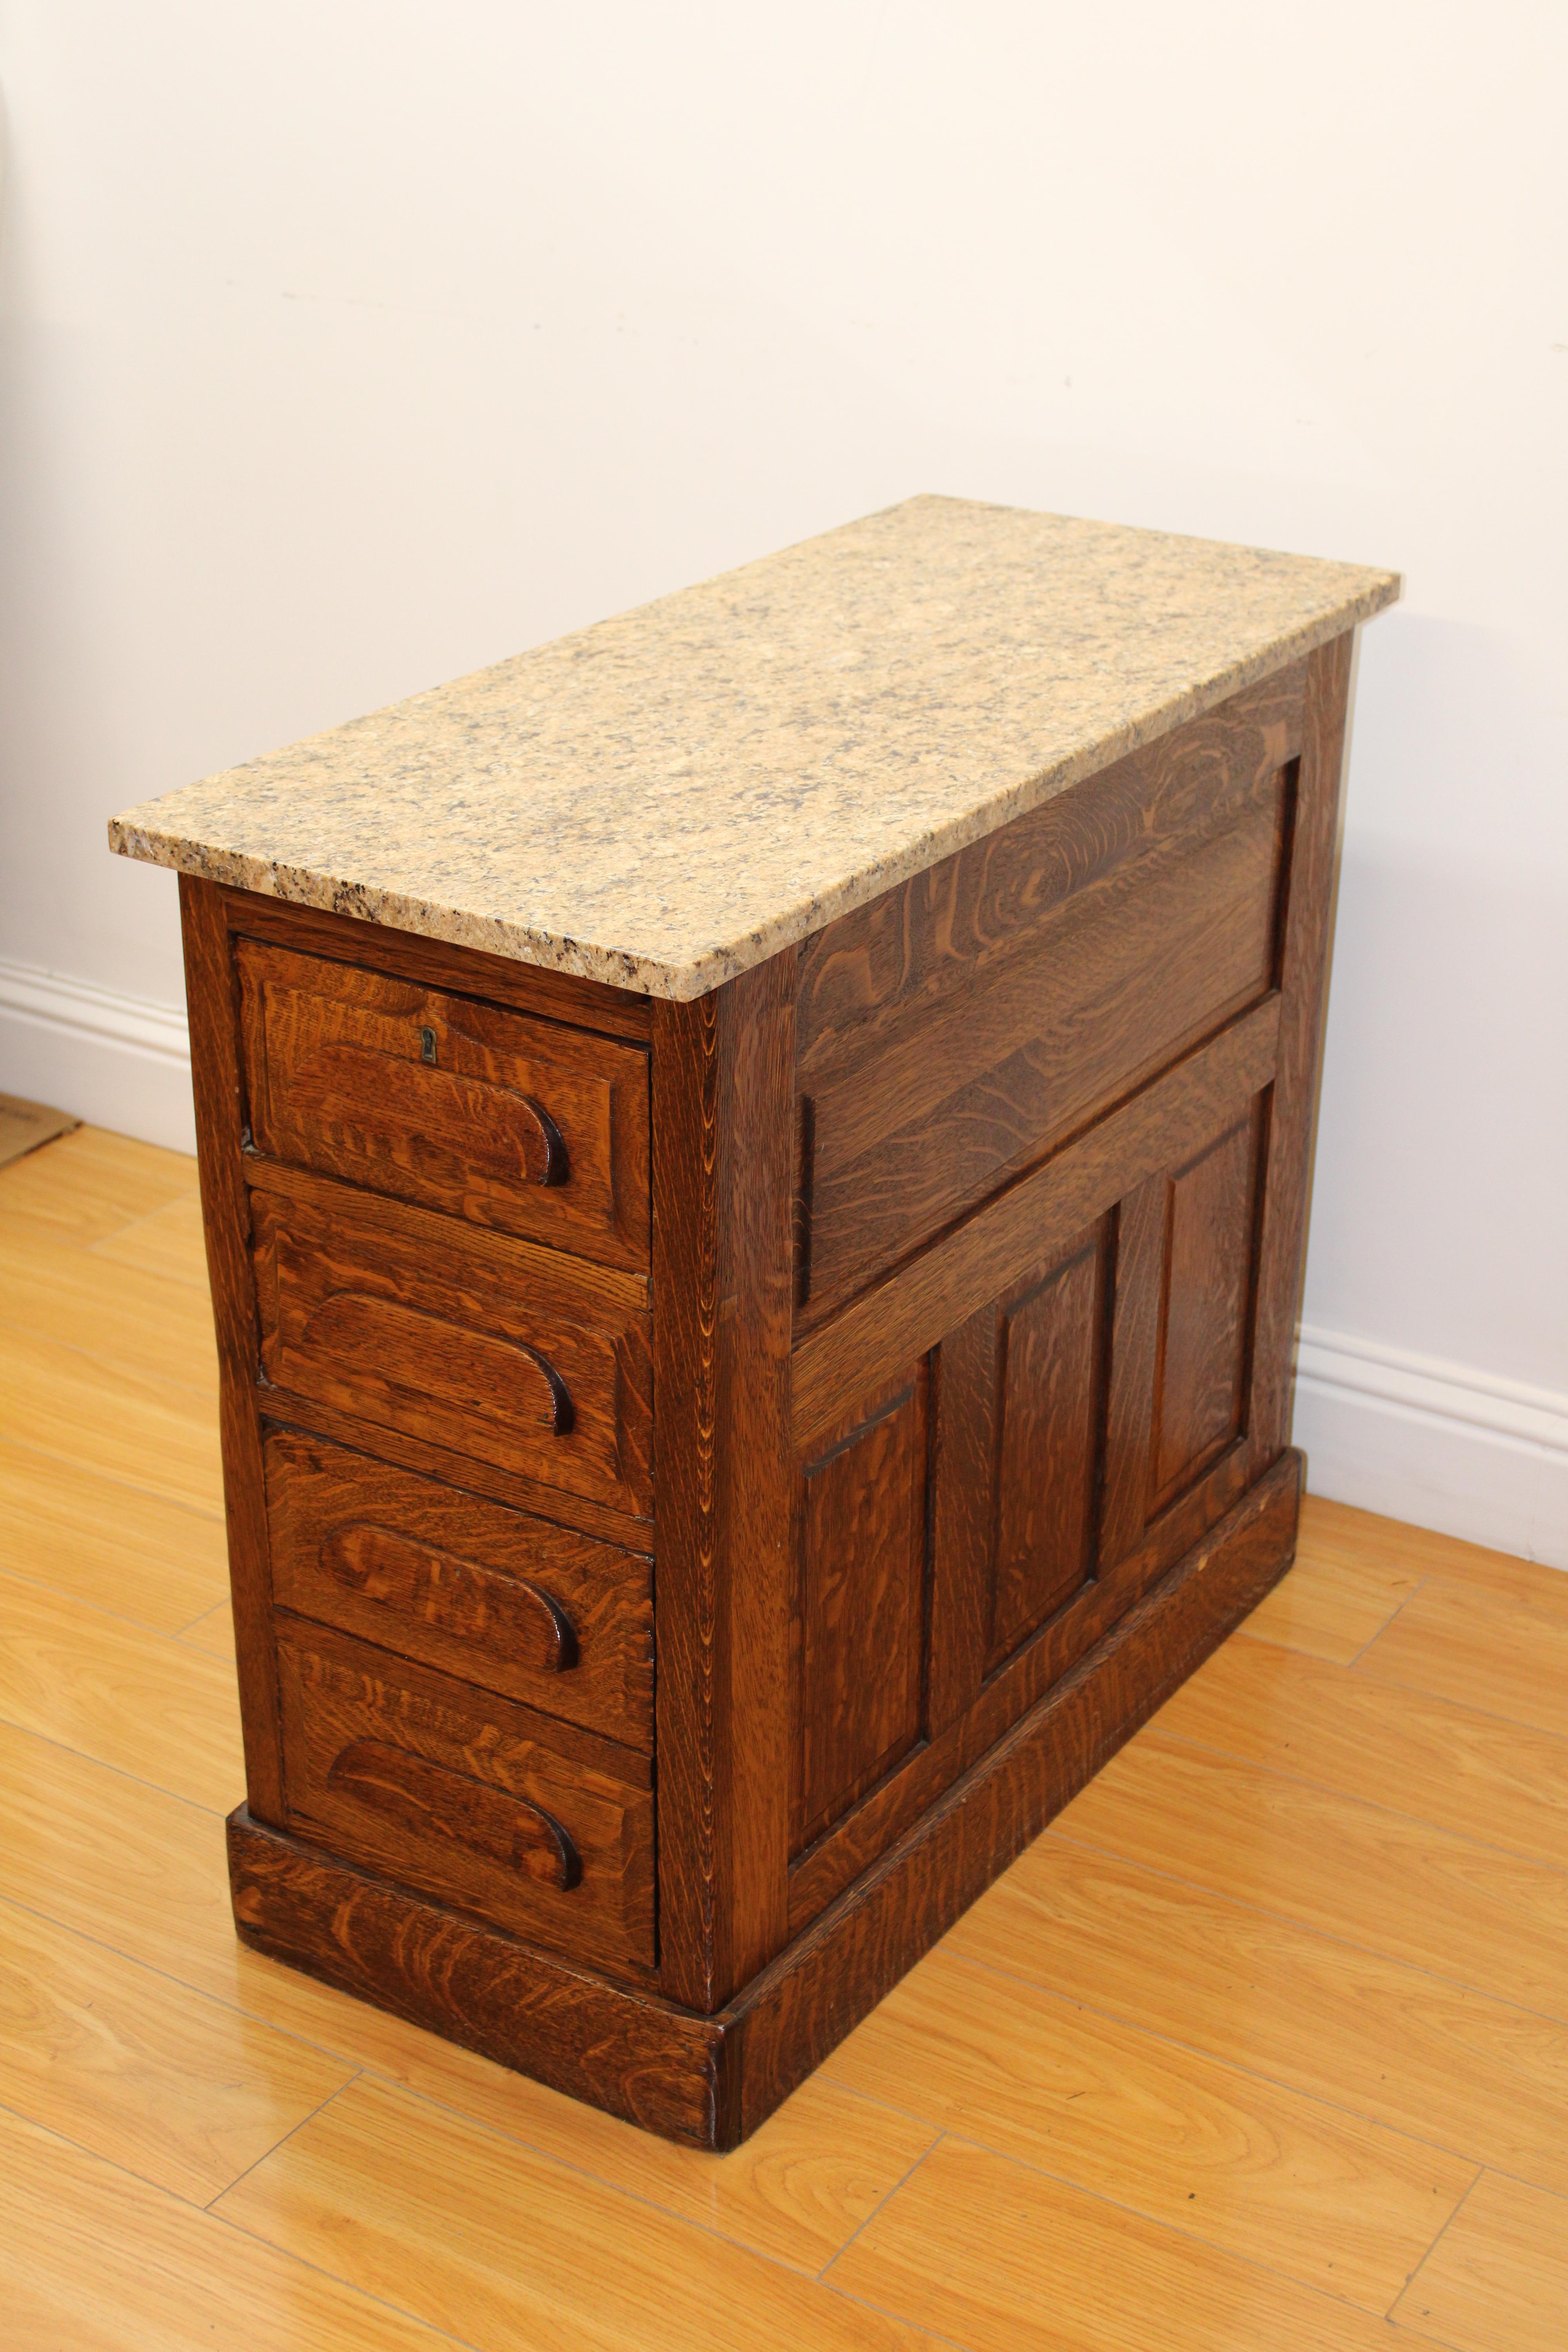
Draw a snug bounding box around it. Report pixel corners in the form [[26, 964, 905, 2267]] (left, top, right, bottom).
[[265, 1428, 653, 1751], [236, 938, 649, 1269], [276, 1620, 655, 1976], [251, 1173, 653, 1520]]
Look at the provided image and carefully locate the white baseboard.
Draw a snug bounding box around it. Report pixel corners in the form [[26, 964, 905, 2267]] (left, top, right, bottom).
[[1293, 1325, 1568, 1571], [0, 954, 195, 1154], [2, 951, 1563, 1568]]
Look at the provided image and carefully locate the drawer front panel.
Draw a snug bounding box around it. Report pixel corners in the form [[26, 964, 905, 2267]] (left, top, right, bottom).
[[276, 1621, 655, 1975], [265, 1428, 653, 1749], [237, 939, 650, 1268], [251, 1178, 653, 1519]]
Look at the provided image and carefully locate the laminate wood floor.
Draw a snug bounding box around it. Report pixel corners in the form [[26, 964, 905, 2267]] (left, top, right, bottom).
[[1, 1123, 1563, 2351]]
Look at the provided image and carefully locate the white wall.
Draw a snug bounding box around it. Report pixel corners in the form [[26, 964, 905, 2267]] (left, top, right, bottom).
[[2, 1, 1564, 1560]]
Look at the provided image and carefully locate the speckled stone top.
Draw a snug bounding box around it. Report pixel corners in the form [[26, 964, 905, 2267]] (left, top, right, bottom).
[[109, 497, 1399, 1000]]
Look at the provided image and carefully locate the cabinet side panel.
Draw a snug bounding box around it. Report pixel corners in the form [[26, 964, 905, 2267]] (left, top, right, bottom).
[[1149, 1109, 1261, 1512], [178, 875, 282, 1820], [1248, 632, 1354, 1471]]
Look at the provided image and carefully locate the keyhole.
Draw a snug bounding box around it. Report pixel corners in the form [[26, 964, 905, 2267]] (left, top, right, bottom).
[[419, 1026, 437, 1066]]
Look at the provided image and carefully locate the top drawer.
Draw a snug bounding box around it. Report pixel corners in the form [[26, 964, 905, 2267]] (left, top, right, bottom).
[[235, 940, 649, 1269]]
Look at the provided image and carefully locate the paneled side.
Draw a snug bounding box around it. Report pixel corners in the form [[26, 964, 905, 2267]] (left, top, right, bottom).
[[793, 1370, 931, 1855], [1149, 1107, 1263, 1514], [990, 1226, 1111, 1668], [793, 663, 1304, 1327]]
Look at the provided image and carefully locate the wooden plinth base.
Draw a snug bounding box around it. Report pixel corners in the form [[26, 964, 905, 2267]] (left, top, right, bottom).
[[229, 1449, 1302, 2150]]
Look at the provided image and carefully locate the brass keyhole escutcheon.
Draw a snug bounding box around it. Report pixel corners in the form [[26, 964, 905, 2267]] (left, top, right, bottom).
[[419, 1026, 437, 1066]]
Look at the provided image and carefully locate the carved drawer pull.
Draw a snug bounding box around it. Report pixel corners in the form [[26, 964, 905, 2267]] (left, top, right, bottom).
[[327, 1737, 583, 1891], [321, 1524, 580, 1672], [517, 1343, 575, 1435], [410, 1019, 569, 1187]]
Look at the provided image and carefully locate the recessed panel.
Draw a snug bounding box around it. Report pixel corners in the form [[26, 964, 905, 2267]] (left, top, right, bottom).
[[1150, 1110, 1261, 1511], [795, 1371, 929, 1853]]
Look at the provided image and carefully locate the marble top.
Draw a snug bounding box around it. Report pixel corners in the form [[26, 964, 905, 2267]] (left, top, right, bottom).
[[110, 496, 1399, 1000]]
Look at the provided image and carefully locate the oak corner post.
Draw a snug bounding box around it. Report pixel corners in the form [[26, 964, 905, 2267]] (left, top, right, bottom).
[[650, 949, 798, 2011]]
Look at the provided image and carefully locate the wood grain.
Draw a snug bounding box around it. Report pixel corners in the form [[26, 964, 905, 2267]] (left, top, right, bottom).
[[795, 1370, 930, 1850], [0, 2104, 453, 2352], [0, 1123, 196, 1249], [829, 2133, 1401, 2351], [265, 1426, 654, 1748], [0, 1567, 244, 1811], [0, 1323, 221, 1516], [1245, 632, 1352, 1476], [826, 1944, 1475, 2311], [224, 883, 654, 1042], [1149, 1107, 1260, 1512], [791, 994, 1280, 1450], [181, 873, 287, 1820], [1354, 1573, 1568, 1737], [0, 1227, 218, 1394], [237, 935, 650, 1266], [802, 788, 1285, 1321], [250, 1167, 653, 1517], [275, 1620, 655, 1975], [1240, 1496, 1425, 1660], [0, 1439, 227, 1631], [1391, 2171, 1568, 2350], [950, 1828, 1568, 2193], [213, 2073, 940, 2352], [1155, 1635, 1568, 1870], [1056, 1728, 1568, 2022], [651, 951, 797, 2010], [88, 1191, 211, 1288], [0, 1896, 352, 2203]]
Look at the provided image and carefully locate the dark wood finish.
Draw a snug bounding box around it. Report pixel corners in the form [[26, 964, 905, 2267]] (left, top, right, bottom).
[[237, 938, 650, 1268], [651, 954, 796, 2011], [275, 1618, 655, 1977], [228, 1447, 1301, 2151], [183, 644, 1359, 2146], [179, 876, 285, 1821], [795, 665, 1305, 1325], [793, 1369, 931, 1853], [265, 1427, 653, 1749], [221, 887, 653, 1042], [791, 995, 1281, 1451], [249, 1165, 653, 1518], [1247, 635, 1354, 1474]]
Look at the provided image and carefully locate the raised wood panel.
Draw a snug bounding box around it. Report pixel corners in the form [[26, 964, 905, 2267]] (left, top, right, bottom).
[[264, 1427, 654, 1750], [790, 996, 1281, 1454], [797, 660, 1305, 1068], [275, 1620, 655, 1977], [236, 939, 649, 1268], [1151, 1108, 1262, 1512], [793, 1371, 930, 1855], [249, 1170, 653, 1518], [990, 1228, 1110, 1667], [797, 753, 1292, 1323]]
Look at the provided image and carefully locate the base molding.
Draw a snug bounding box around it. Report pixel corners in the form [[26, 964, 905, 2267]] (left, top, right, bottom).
[[229, 1448, 1302, 2149]]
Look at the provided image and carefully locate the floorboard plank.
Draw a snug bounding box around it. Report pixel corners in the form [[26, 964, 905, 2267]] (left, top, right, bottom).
[[1154, 1637, 1568, 1870], [828, 2135, 1403, 2351], [89, 1192, 212, 1288], [213, 2074, 945, 2352], [0, 1229, 217, 1394], [1390, 2171, 1568, 2351], [1356, 1577, 1568, 1738], [0, 1324, 221, 1515], [823, 1945, 1474, 2310], [948, 1833, 1568, 2194], [0, 1440, 227, 1631], [1054, 1730, 1568, 2021], [0, 1126, 198, 1250]]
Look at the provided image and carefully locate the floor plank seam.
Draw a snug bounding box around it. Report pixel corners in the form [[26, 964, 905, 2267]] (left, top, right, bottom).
[[1381, 2164, 1489, 2330], [0, 1312, 218, 1403], [1036, 1822, 1568, 2026], [940, 1948, 1528, 2180], [0, 2090, 252, 2221], [361, 2067, 864, 2281], [0, 1432, 227, 1528], [0, 1561, 233, 1648], [1145, 1726, 1568, 1872], [0, 1715, 234, 1819], [811, 2126, 944, 2283], [203, 2203, 485, 2350], [1345, 1657, 1568, 1737], [203, 2066, 367, 2214]]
